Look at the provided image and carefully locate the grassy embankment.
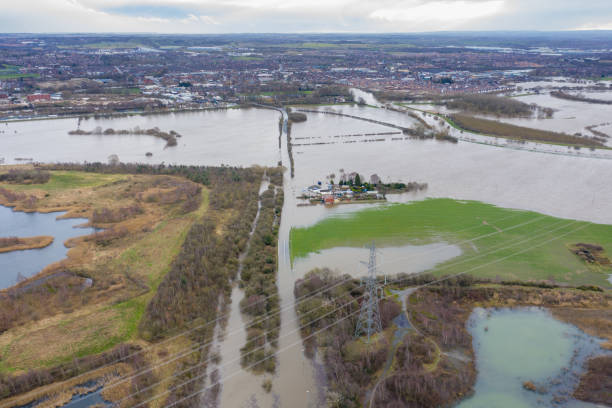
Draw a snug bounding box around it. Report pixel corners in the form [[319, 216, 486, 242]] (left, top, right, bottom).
[[290, 199, 612, 288]]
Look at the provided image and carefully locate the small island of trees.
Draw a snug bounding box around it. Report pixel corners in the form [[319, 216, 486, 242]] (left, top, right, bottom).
[[69, 126, 181, 147]]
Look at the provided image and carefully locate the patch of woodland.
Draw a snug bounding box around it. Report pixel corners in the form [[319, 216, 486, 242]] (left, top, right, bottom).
[[294, 270, 610, 408], [239, 178, 284, 374], [69, 126, 181, 147], [0, 169, 50, 185]]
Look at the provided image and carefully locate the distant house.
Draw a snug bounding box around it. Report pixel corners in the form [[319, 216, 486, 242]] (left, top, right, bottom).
[[27, 94, 50, 102], [323, 195, 335, 205]]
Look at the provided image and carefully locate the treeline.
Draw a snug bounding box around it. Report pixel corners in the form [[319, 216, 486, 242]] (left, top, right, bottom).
[[286, 120, 295, 178], [240, 171, 284, 373], [551, 91, 612, 105], [0, 168, 50, 184], [42, 162, 246, 187], [373, 90, 413, 101], [10, 98, 166, 118], [243, 84, 354, 106], [445, 94, 552, 118], [409, 125, 459, 143], [450, 113, 603, 147], [69, 126, 181, 147], [288, 112, 307, 122]]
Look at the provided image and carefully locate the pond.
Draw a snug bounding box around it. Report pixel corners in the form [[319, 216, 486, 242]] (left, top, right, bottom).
[[0, 205, 95, 289], [457, 307, 609, 408]]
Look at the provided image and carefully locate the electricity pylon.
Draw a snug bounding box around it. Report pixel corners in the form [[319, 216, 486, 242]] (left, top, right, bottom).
[[354, 242, 383, 343]]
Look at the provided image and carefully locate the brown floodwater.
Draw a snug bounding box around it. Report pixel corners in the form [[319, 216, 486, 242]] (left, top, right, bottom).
[[2, 88, 612, 407]]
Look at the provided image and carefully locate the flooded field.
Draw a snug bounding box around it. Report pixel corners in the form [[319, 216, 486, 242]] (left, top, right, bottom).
[[1, 94, 612, 407], [491, 92, 612, 145], [0, 205, 95, 289], [292, 243, 462, 279], [0, 107, 280, 166], [457, 307, 609, 408], [290, 114, 612, 224]]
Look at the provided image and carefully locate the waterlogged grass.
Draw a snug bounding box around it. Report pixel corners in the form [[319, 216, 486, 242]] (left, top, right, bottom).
[[290, 199, 612, 287]]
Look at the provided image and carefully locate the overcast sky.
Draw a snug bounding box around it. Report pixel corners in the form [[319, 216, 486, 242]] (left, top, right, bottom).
[[1, 0, 612, 33]]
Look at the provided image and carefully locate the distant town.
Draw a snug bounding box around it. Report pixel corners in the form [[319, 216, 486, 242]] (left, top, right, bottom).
[[0, 33, 610, 120]]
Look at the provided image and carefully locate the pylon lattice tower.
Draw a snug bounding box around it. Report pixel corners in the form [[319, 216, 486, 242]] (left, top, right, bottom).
[[354, 242, 383, 343]]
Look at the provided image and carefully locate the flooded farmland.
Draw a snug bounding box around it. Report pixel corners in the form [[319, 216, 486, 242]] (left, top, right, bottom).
[[0, 107, 280, 166], [1, 84, 612, 407]]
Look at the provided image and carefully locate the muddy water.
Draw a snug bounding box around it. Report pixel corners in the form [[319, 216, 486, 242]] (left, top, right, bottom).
[[3, 93, 612, 407], [292, 243, 462, 279], [457, 307, 609, 408], [214, 179, 278, 408], [0, 108, 279, 166], [485, 92, 612, 144], [289, 110, 612, 225]]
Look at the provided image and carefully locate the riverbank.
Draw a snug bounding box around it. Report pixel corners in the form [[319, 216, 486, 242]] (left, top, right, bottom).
[[0, 235, 54, 253]]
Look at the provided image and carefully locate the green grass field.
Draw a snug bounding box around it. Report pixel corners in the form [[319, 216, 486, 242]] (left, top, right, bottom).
[[290, 199, 612, 287], [0, 72, 39, 80], [232, 56, 264, 61]]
